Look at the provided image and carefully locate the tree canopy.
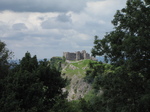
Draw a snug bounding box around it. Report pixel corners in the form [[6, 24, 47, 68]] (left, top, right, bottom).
[[88, 0, 150, 111], [0, 40, 13, 78], [0, 51, 66, 112]]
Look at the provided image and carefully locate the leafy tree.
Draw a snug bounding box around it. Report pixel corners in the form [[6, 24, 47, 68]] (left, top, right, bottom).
[[50, 57, 66, 71], [92, 0, 150, 71], [0, 40, 13, 109], [89, 0, 150, 111], [0, 40, 13, 78], [0, 52, 66, 112], [20, 52, 38, 72]]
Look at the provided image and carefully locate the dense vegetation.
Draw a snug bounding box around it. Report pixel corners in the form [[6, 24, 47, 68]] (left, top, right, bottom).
[[84, 0, 150, 111], [50, 56, 66, 71], [0, 0, 150, 112], [0, 42, 67, 112]]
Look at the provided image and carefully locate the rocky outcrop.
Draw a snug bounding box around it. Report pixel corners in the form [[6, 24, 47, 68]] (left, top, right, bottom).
[[61, 60, 92, 101], [67, 75, 91, 101]]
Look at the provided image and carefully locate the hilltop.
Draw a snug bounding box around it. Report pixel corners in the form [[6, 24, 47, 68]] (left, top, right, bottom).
[[61, 59, 95, 100]]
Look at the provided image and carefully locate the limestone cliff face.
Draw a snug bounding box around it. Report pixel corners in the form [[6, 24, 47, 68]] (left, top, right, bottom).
[[67, 75, 91, 100], [61, 60, 92, 101]]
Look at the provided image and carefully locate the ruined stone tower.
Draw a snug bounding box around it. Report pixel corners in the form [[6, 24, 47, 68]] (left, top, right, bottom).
[[76, 51, 81, 60]]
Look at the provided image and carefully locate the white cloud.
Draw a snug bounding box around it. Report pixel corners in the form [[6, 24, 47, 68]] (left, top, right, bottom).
[[0, 0, 127, 59]]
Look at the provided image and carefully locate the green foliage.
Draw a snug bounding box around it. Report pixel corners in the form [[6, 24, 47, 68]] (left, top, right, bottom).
[[83, 89, 96, 101], [85, 61, 113, 84], [0, 40, 13, 78], [89, 0, 150, 111], [0, 40, 14, 110], [92, 0, 150, 70], [62, 59, 93, 78], [51, 99, 81, 112], [20, 52, 38, 72], [0, 52, 67, 112], [50, 56, 65, 71]]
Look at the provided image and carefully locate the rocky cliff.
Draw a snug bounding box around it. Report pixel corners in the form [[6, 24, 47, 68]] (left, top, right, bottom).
[[61, 60, 93, 101]]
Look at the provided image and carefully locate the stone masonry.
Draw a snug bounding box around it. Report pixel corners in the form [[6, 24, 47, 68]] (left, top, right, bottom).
[[63, 50, 91, 61]]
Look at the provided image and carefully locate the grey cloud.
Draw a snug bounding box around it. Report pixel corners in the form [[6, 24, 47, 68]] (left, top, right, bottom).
[[0, 21, 9, 31], [56, 13, 72, 22], [85, 21, 101, 28], [84, 21, 103, 34], [85, 21, 110, 34], [0, 21, 11, 39], [12, 23, 27, 30], [38, 16, 45, 21], [29, 31, 64, 40], [0, 0, 99, 12], [2, 31, 27, 41], [41, 13, 72, 29], [2, 28, 65, 43], [41, 18, 72, 29], [72, 20, 113, 38]]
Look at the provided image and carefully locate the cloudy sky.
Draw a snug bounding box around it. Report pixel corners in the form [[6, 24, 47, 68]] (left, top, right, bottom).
[[0, 0, 127, 59]]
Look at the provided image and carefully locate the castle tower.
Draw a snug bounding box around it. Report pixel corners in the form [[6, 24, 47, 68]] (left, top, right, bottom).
[[63, 52, 69, 60], [76, 51, 81, 60], [82, 50, 86, 59]]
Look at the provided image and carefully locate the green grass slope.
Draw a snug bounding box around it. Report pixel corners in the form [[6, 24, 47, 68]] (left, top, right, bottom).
[[62, 59, 95, 100], [62, 59, 93, 78]]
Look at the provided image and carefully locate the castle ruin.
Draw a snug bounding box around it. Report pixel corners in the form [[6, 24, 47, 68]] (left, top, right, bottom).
[[63, 50, 92, 61]]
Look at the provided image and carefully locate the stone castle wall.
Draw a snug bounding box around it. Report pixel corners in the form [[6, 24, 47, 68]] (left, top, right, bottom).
[[63, 50, 91, 61]]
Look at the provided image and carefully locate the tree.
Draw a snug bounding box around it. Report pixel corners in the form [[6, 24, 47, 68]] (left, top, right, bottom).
[[0, 40, 13, 78], [0, 40, 13, 109], [0, 52, 66, 112], [92, 0, 150, 71], [90, 0, 150, 111]]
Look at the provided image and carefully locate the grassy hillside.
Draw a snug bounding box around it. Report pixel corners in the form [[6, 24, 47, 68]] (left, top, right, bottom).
[[62, 59, 93, 78], [61, 59, 95, 100]]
